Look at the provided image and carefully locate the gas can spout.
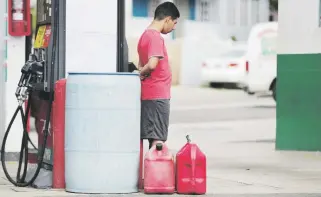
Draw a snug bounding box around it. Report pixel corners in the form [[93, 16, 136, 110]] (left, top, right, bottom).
[[186, 135, 191, 143], [156, 143, 163, 151]]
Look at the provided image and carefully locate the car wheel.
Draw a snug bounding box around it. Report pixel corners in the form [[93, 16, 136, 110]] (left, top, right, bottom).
[[248, 91, 255, 95], [243, 86, 255, 95], [272, 82, 276, 102], [210, 82, 224, 88]]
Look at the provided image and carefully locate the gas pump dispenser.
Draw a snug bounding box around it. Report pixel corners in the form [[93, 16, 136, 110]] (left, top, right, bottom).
[[1, 0, 129, 188], [1, 0, 61, 187]]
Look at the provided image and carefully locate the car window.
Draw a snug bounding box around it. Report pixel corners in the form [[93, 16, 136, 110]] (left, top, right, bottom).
[[261, 36, 277, 56]]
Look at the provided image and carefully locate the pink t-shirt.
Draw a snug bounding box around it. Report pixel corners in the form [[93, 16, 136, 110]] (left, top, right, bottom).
[[137, 29, 172, 100]]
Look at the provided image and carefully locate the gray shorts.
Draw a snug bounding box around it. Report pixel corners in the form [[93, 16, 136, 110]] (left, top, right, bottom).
[[141, 99, 170, 141]]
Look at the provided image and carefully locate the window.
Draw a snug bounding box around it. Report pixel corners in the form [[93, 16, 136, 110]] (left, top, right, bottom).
[[199, 0, 210, 21], [261, 36, 277, 56], [188, 0, 196, 20], [132, 0, 148, 17], [196, 0, 219, 22], [240, 0, 248, 26]]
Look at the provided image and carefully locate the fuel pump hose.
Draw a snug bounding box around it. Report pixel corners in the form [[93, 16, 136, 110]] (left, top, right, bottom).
[[0, 90, 54, 187]]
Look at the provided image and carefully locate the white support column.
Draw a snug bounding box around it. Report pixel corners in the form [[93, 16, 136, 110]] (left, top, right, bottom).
[[65, 0, 118, 74]]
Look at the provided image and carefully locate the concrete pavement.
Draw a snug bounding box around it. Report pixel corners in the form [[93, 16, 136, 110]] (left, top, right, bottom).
[[1, 86, 321, 196], [167, 118, 321, 194], [169, 86, 275, 124]]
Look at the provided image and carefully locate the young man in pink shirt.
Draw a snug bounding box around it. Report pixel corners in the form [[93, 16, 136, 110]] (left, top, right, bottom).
[[137, 2, 180, 149]]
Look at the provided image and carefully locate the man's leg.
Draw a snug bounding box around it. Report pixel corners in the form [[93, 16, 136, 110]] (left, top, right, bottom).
[[150, 100, 170, 148], [141, 100, 156, 147], [141, 99, 170, 149]]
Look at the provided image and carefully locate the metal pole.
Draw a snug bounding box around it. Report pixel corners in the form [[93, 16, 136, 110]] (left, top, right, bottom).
[[117, 0, 130, 72], [0, 0, 6, 148]]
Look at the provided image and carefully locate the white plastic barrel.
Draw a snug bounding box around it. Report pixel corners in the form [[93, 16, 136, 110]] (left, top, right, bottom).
[[65, 72, 141, 194]]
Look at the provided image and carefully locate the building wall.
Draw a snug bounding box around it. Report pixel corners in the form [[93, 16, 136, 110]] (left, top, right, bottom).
[[132, 0, 194, 19], [276, 0, 321, 151], [130, 0, 269, 41], [132, 0, 269, 25], [193, 0, 269, 26], [0, 0, 5, 148]]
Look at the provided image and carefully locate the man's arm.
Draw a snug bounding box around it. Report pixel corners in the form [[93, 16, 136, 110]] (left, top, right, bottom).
[[139, 57, 160, 77], [138, 59, 143, 69], [138, 34, 164, 79]]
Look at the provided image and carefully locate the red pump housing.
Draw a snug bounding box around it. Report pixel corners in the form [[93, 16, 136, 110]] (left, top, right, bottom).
[[8, 0, 31, 36], [176, 135, 207, 194], [144, 142, 175, 194]]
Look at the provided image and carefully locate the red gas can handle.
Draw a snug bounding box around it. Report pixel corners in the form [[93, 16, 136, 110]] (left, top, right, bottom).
[[186, 135, 191, 143], [186, 135, 197, 186]]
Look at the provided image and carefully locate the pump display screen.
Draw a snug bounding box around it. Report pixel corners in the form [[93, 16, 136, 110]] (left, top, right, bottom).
[[34, 25, 52, 49], [37, 0, 52, 25]]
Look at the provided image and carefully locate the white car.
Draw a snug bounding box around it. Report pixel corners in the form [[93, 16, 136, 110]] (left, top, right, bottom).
[[241, 22, 278, 102], [201, 48, 248, 87]]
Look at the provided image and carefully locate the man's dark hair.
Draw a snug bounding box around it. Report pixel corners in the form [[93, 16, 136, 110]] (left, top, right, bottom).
[[154, 2, 180, 21]]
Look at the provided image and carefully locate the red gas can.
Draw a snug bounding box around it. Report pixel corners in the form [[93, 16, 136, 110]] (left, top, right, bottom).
[[144, 142, 175, 194], [176, 135, 207, 194]]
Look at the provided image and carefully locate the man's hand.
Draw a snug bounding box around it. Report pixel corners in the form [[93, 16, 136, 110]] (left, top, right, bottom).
[[138, 67, 150, 81]]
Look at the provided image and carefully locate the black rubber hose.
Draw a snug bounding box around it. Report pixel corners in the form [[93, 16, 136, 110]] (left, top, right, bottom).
[[20, 128, 29, 182], [1, 105, 25, 186], [16, 97, 32, 183], [1, 92, 32, 185], [16, 111, 27, 183], [0, 92, 53, 187]]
